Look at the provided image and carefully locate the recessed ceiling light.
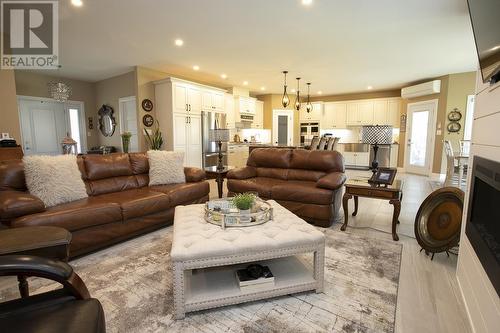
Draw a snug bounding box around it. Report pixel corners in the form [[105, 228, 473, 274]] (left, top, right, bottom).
[[71, 0, 83, 7], [367, 86, 373, 90], [221, 74, 227, 79], [193, 65, 200, 71], [291, 88, 296, 93], [302, 0, 313, 6], [174, 39, 184, 47], [260, 86, 266, 91], [243, 81, 248, 86], [317, 91, 322, 95]]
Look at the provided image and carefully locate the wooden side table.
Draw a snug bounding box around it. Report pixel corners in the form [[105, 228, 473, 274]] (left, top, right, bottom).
[[204, 166, 233, 198], [341, 177, 404, 241]]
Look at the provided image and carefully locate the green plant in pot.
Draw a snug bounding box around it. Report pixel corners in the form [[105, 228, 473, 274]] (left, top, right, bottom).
[[120, 131, 132, 153], [232, 193, 256, 222], [144, 120, 164, 150]]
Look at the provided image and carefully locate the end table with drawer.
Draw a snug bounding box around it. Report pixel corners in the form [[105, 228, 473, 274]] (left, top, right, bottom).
[[341, 177, 404, 241]]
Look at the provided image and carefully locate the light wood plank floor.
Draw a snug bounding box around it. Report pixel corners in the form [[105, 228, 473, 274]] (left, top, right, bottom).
[[209, 170, 472, 333]]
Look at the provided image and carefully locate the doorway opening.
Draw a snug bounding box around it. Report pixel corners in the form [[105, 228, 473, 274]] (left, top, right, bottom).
[[404, 99, 438, 176], [272, 110, 294, 146], [18, 96, 86, 155]]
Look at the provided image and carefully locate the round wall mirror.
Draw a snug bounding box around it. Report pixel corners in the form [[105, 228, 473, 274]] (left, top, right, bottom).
[[98, 104, 116, 137]]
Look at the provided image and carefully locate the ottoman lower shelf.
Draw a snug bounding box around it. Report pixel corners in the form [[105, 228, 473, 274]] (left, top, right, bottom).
[[183, 256, 318, 314]]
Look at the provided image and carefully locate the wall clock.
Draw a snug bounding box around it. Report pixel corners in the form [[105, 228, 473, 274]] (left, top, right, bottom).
[[448, 109, 462, 121], [447, 122, 461, 133], [142, 114, 154, 127], [141, 99, 153, 112]]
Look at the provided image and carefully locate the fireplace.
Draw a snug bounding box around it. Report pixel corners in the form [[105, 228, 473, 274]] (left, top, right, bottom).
[[465, 156, 500, 296]]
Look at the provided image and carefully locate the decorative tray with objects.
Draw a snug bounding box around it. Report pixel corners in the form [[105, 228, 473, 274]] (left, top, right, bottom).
[[204, 196, 273, 229]]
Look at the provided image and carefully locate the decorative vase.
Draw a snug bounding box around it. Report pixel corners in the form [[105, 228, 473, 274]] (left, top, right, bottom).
[[122, 137, 130, 153], [239, 209, 251, 223]]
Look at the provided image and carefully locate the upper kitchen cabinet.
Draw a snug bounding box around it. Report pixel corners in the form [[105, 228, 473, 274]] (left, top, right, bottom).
[[300, 102, 323, 122], [202, 90, 225, 112], [225, 93, 236, 128], [373, 100, 388, 125], [387, 99, 401, 128], [173, 82, 202, 114], [322, 102, 347, 129], [237, 97, 256, 114], [252, 100, 264, 128]]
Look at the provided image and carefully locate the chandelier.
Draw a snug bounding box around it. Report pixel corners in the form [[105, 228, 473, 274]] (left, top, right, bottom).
[[281, 71, 290, 107], [306, 82, 312, 113], [294, 77, 301, 111], [48, 81, 72, 102]]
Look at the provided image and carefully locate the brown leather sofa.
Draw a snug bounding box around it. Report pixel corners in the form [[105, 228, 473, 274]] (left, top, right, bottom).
[[227, 148, 346, 227], [0, 153, 209, 257]]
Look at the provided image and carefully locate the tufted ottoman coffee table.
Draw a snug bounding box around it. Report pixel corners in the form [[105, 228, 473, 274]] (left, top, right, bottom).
[[171, 200, 325, 319]]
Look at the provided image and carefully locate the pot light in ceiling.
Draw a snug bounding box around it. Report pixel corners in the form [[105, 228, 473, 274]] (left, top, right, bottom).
[[260, 87, 266, 91], [243, 81, 248, 86], [221, 74, 227, 79], [317, 91, 323, 95], [71, 0, 83, 7], [193, 65, 200, 71], [367, 86, 373, 90], [291, 88, 296, 93], [302, 0, 313, 6], [174, 39, 184, 47]]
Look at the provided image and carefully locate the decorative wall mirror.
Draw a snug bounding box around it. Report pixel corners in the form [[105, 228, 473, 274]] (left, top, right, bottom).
[[98, 104, 116, 137]]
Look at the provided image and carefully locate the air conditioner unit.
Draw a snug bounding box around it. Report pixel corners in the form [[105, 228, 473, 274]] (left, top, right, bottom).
[[401, 80, 441, 99]]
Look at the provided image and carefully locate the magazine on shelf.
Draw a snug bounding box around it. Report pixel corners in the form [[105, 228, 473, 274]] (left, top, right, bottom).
[[236, 266, 275, 287]]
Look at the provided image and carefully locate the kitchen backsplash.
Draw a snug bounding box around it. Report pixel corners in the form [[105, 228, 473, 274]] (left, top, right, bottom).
[[231, 128, 271, 143], [321, 127, 400, 144]]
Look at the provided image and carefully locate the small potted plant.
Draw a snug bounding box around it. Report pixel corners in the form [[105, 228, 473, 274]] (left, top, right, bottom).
[[232, 193, 256, 222]]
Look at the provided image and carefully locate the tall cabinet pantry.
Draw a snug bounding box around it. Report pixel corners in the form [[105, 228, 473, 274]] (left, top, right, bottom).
[[154, 77, 226, 168]]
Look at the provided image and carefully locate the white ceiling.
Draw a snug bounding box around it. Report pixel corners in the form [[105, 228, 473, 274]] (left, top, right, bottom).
[[55, 0, 478, 95]]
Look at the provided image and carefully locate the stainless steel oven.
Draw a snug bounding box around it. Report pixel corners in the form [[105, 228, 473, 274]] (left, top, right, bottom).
[[300, 122, 320, 146]]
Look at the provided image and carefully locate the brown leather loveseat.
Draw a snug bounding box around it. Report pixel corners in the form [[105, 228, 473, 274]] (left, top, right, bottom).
[[0, 153, 209, 257], [227, 148, 346, 227]]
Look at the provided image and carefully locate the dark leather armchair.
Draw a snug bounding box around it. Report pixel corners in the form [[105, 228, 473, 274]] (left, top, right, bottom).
[[0, 255, 106, 333]]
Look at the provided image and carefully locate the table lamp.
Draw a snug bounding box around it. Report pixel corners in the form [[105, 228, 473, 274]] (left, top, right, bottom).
[[209, 128, 230, 170], [361, 125, 393, 173]]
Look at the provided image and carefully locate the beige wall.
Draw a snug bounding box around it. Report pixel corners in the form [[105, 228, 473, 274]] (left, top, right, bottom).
[[0, 69, 21, 141], [14, 71, 99, 148], [94, 71, 136, 151]]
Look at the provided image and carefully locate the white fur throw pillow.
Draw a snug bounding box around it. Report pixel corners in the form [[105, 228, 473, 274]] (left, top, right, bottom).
[[23, 155, 88, 207], [147, 150, 186, 186]]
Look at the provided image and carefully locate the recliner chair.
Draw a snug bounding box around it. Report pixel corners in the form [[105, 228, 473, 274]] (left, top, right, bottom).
[[0, 255, 106, 333]]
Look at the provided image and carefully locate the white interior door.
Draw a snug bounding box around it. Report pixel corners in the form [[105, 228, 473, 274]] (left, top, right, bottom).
[[272, 110, 294, 145], [405, 100, 438, 175], [119, 96, 139, 152], [18, 98, 67, 155]]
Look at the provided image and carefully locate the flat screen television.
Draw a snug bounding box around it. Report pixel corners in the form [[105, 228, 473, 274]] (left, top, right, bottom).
[[467, 0, 500, 84]]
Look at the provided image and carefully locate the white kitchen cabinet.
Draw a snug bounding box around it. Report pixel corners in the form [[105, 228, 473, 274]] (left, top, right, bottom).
[[373, 100, 388, 125], [253, 100, 264, 128], [300, 102, 323, 122], [346, 103, 360, 126], [154, 77, 226, 168], [388, 100, 401, 128], [172, 113, 202, 167], [390, 144, 399, 168], [322, 102, 347, 129], [202, 90, 225, 112], [343, 152, 370, 167], [237, 97, 256, 114], [225, 93, 236, 128], [346, 101, 374, 126]]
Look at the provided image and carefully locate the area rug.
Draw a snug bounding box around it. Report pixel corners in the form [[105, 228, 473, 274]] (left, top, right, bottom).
[[0, 227, 402, 333]]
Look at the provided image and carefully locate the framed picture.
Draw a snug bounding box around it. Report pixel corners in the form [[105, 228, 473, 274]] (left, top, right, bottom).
[[369, 167, 397, 186], [447, 122, 461, 133], [448, 109, 462, 121], [142, 114, 154, 127], [141, 99, 153, 112]]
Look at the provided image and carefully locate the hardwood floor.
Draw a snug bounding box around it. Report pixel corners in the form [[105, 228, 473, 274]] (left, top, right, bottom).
[[210, 170, 472, 333]]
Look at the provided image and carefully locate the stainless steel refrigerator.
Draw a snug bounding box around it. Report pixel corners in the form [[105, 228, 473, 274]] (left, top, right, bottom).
[[202, 111, 228, 168]]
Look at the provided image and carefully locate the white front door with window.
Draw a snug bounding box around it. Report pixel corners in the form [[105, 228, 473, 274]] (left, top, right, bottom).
[[18, 97, 86, 155], [272, 110, 294, 146], [405, 100, 438, 175], [119, 96, 139, 152]]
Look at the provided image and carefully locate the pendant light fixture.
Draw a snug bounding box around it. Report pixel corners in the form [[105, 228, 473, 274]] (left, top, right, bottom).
[[294, 77, 301, 111], [306, 82, 312, 113], [281, 71, 290, 108]]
